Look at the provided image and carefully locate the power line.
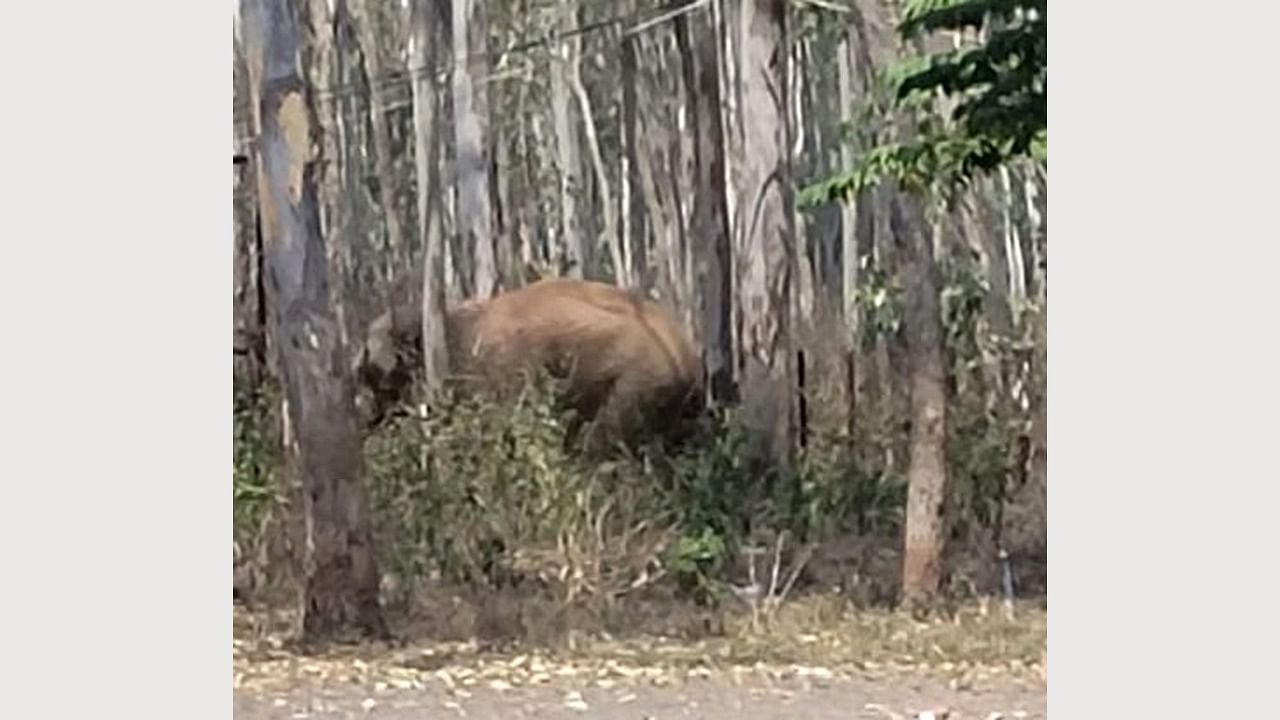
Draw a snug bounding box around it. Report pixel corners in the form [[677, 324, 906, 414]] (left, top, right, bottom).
[[234, 0, 690, 121]]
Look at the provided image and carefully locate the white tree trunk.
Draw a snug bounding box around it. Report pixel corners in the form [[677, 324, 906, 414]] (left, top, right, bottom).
[[550, 7, 586, 279], [411, 0, 449, 391], [451, 0, 497, 298], [734, 0, 794, 469]]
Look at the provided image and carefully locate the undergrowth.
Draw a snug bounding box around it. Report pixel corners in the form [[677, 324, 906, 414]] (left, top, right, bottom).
[[231, 260, 1045, 631]]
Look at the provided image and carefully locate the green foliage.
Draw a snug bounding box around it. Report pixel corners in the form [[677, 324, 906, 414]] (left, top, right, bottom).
[[232, 381, 284, 548], [654, 407, 752, 536], [647, 409, 754, 604], [663, 526, 730, 605], [360, 382, 912, 608], [794, 428, 907, 540], [364, 372, 680, 605], [233, 343, 1030, 610], [936, 254, 1034, 543], [830, 250, 1031, 547], [800, 0, 1046, 207], [851, 254, 904, 344]]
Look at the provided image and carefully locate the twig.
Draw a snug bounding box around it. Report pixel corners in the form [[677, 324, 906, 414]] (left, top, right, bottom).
[[794, 0, 852, 14], [623, 0, 710, 38], [776, 543, 816, 603], [768, 531, 786, 599]]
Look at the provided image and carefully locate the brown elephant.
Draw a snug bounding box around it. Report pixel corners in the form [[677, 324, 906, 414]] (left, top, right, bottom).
[[355, 278, 705, 450]]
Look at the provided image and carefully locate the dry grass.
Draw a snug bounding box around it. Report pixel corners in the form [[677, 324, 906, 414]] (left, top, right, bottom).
[[234, 593, 1046, 698]]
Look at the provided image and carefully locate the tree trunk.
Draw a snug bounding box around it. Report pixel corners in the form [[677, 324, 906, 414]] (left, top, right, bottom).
[[233, 30, 266, 387], [834, 34, 861, 421], [241, 0, 388, 642], [735, 0, 795, 472], [330, 1, 379, 350], [352, 0, 409, 286], [412, 0, 449, 392], [892, 191, 950, 608], [450, 0, 498, 298], [568, 41, 622, 287], [677, 0, 734, 404], [632, 34, 680, 307], [620, 32, 649, 287], [549, 4, 586, 279], [305, 0, 354, 353], [999, 165, 1027, 304]]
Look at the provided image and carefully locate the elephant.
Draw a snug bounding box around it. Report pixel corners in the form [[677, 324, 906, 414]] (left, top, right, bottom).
[[354, 277, 705, 451]]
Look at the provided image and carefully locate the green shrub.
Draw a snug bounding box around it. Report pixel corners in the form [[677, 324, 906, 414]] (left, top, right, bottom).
[[364, 372, 679, 606], [233, 381, 283, 550]]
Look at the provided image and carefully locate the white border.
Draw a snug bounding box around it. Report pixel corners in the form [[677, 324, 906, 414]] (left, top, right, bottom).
[[1052, 1, 1275, 717], [5, 2, 228, 718], [3, 1, 1274, 718]]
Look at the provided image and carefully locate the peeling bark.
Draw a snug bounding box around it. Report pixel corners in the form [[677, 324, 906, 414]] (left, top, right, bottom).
[[734, 0, 795, 471], [241, 0, 387, 642]]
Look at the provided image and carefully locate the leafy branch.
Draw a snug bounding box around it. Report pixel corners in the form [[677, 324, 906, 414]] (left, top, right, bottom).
[[800, 0, 1046, 208]]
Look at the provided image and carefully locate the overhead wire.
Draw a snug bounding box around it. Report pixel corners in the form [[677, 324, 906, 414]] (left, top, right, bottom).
[[233, 0, 692, 127]]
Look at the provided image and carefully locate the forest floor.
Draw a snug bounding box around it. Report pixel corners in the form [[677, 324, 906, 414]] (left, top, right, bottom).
[[233, 598, 1047, 720]]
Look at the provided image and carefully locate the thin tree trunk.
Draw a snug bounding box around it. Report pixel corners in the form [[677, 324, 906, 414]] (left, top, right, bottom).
[[631, 36, 679, 306], [568, 47, 622, 287], [999, 165, 1026, 304], [892, 191, 950, 608], [677, 0, 734, 404], [735, 0, 795, 472], [834, 34, 860, 419], [241, 0, 388, 642], [412, 0, 449, 392], [525, 98, 556, 273], [352, 0, 409, 286], [493, 102, 518, 285], [450, 0, 498, 297], [620, 32, 648, 288], [636, 111, 677, 302], [331, 2, 379, 349], [790, 36, 814, 331], [305, 0, 354, 353], [1023, 163, 1047, 301], [234, 31, 265, 387], [512, 61, 539, 278], [549, 5, 586, 279]]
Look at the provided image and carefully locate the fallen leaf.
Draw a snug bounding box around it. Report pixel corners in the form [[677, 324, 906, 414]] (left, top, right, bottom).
[[563, 690, 589, 712], [864, 703, 905, 720]]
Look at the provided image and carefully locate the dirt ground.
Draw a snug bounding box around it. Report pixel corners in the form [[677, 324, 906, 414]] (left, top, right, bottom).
[[235, 665, 1045, 719], [233, 601, 1046, 720]]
